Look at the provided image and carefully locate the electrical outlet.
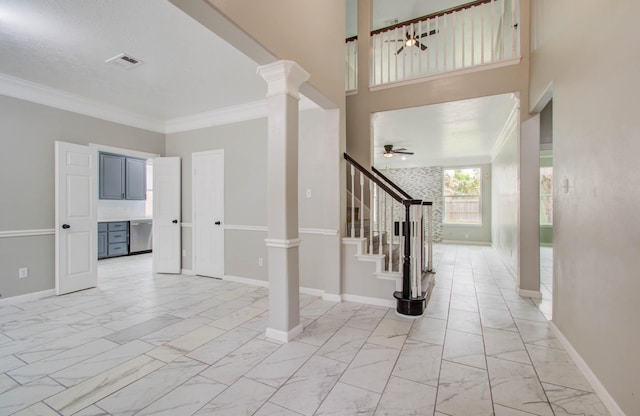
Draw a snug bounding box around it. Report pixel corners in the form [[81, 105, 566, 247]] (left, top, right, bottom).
[[258, 257, 264, 267], [18, 267, 28, 279], [306, 188, 312, 198]]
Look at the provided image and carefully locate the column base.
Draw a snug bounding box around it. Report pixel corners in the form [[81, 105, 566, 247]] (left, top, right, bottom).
[[265, 323, 303, 343], [393, 291, 426, 316]]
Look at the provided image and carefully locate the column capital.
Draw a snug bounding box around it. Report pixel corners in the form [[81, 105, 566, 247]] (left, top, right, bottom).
[[257, 60, 310, 99]]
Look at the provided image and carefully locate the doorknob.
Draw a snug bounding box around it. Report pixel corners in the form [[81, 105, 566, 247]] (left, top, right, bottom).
[[172, 219, 178, 224], [214, 221, 221, 225], [62, 224, 71, 229]]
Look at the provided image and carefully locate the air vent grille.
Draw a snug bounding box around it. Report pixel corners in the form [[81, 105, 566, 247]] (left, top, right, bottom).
[[105, 53, 144, 70]]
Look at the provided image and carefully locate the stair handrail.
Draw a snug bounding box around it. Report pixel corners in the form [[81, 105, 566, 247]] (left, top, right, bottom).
[[344, 153, 406, 203], [371, 166, 414, 200]]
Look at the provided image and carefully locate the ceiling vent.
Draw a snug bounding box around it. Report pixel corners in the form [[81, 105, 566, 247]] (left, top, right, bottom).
[[105, 53, 144, 70]]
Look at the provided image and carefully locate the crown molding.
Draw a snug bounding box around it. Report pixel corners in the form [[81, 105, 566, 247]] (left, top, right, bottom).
[[1, 72, 320, 135], [164, 100, 268, 134], [490, 99, 520, 162], [0, 72, 166, 133]]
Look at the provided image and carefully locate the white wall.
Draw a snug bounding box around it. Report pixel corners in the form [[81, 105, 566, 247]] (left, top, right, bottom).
[[491, 114, 519, 276], [530, 1, 640, 413]]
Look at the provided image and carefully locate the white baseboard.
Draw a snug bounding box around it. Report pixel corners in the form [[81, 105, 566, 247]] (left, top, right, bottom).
[[518, 288, 542, 299], [299, 287, 325, 297], [0, 289, 55, 305], [265, 324, 303, 343], [441, 240, 491, 246], [549, 322, 626, 416], [181, 269, 194, 275], [341, 293, 395, 308], [322, 293, 342, 302], [223, 274, 269, 288]]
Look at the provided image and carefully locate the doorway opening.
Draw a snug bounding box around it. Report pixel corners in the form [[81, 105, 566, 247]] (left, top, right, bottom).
[[538, 99, 553, 319]]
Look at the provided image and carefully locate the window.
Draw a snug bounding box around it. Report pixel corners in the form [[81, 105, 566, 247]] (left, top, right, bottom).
[[540, 166, 553, 225], [444, 168, 481, 225]]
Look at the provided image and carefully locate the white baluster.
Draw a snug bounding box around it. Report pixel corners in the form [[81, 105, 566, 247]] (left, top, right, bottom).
[[426, 19, 431, 75], [355, 40, 358, 90], [386, 30, 390, 84], [409, 23, 415, 79], [501, 0, 505, 60], [435, 16, 440, 72], [389, 199, 394, 272], [443, 14, 448, 71], [394, 27, 399, 83], [428, 204, 433, 272], [491, 0, 495, 61], [350, 165, 355, 237], [452, 12, 456, 69], [481, 4, 485, 64], [511, 0, 517, 58], [359, 172, 364, 238], [372, 34, 377, 86], [471, 6, 475, 66], [418, 19, 423, 75], [369, 182, 374, 254], [461, 7, 465, 68]]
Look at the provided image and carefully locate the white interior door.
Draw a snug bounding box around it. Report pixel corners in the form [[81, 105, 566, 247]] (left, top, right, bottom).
[[55, 141, 97, 295], [193, 150, 224, 277], [152, 157, 181, 274]]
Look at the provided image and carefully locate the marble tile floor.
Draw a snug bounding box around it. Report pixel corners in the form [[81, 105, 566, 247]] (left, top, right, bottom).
[[0, 246, 608, 416]]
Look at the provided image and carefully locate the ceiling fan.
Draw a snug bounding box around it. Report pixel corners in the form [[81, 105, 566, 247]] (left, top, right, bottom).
[[386, 29, 439, 55], [383, 144, 414, 158]]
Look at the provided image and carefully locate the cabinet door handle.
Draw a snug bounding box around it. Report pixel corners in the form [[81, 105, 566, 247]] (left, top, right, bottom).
[[214, 221, 221, 225], [172, 219, 178, 224], [62, 224, 71, 229]]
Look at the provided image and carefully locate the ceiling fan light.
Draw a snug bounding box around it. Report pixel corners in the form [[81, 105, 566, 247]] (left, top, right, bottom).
[[405, 38, 416, 47], [383, 152, 394, 158]]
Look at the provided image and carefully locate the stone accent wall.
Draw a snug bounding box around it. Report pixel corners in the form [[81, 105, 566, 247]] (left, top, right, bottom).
[[380, 167, 443, 242]]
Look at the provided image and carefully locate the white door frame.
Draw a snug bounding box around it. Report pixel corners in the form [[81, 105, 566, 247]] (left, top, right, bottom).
[[192, 149, 225, 277]]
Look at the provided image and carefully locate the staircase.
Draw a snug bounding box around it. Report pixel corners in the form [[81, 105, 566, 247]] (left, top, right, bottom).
[[343, 153, 436, 316]]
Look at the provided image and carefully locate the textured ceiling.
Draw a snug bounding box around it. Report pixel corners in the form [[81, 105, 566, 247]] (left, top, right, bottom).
[[373, 93, 518, 169], [0, 0, 267, 121]]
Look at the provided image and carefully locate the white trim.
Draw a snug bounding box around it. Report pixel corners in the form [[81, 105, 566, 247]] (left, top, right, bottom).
[[181, 223, 192, 228], [165, 100, 267, 134], [322, 293, 342, 302], [0, 289, 55, 305], [370, 58, 521, 92], [0, 73, 165, 133], [517, 288, 542, 299], [224, 224, 268, 232], [265, 324, 303, 343], [257, 61, 310, 100], [181, 269, 194, 275], [531, 81, 554, 114], [299, 228, 339, 236], [549, 322, 626, 416], [299, 287, 325, 297], [341, 293, 395, 309], [0, 229, 55, 238], [223, 274, 269, 288], [265, 238, 301, 249], [491, 100, 520, 161], [441, 240, 491, 246], [540, 243, 553, 248], [90, 144, 160, 160]]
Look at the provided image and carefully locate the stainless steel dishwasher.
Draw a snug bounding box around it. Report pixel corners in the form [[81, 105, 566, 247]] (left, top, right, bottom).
[[129, 219, 153, 254]]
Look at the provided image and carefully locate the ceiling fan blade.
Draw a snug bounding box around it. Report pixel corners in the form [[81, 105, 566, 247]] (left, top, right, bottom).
[[384, 39, 406, 42], [417, 41, 428, 51], [395, 46, 404, 55], [394, 151, 414, 155], [419, 29, 439, 37], [393, 148, 407, 151]]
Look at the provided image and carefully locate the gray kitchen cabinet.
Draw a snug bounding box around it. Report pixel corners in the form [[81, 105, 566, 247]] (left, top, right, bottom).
[[99, 152, 146, 200], [98, 221, 129, 259], [98, 223, 108, 258], [125, 157, 146, 200], [99, 153, 125, 199]]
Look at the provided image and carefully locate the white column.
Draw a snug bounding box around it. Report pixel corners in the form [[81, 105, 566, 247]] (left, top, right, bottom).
[[257, 60, 310, 343]]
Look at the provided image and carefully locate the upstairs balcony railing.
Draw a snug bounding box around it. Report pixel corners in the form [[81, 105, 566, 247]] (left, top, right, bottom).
[[345, 153, 433, 316], [345, 0, 520, 91]]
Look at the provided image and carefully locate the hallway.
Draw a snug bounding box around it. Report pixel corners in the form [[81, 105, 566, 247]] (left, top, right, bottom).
[[0, 246, 607, 415]]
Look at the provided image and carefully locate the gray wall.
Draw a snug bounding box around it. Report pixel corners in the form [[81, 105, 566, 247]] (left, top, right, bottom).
[[0, 95, 165, 299], [531, 1, 640, 412]]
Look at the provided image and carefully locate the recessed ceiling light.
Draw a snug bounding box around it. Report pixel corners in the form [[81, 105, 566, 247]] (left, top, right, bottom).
[[105, 53, 144, 70]]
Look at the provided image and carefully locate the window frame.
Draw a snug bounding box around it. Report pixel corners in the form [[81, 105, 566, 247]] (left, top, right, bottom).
[[443, 167, 483, 226]]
